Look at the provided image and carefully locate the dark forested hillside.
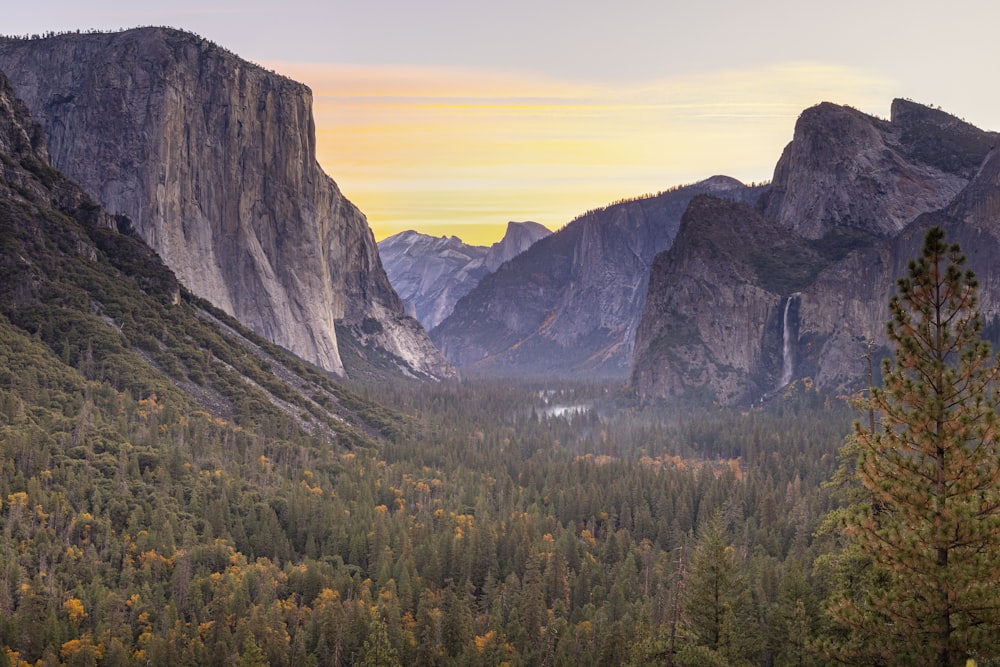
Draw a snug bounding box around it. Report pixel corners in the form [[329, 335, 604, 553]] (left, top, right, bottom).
[[0, 67, 861, 663], [5, 53, 990, 666]]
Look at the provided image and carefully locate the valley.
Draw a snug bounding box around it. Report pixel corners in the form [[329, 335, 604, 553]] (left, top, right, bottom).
[[0, 25, 999, 666], [0, 343, 854, 666]]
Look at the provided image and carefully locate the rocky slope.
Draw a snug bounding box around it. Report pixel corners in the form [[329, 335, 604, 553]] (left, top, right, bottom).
[[632, 100, 999, 405], [378, 221, 550, 331], [759, 100, 974, 240], [480, 220, 552, 273], [0, 28, 453, 381], [378, 232, 488, 330], [0, 68, 401, 445], [432, 177, 761, 377], [792, 143, 1000, 392], [631, 196, 823, 404]]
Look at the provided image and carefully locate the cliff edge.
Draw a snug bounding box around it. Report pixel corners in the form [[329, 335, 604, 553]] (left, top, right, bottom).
[[0, 28, 454, 380]]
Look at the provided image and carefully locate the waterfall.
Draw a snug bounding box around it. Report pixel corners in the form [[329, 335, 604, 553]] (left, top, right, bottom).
[[779, 294, 796, 387]]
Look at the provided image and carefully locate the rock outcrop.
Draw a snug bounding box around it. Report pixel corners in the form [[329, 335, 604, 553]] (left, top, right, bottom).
[[0, 67, 404, 444], [378, 231, 488, 330], [759, 101, 974, 240], [792, 144, 1000, 392], [0, 28, 454, 380], [631, 196, 822, 403], [377, 221, 550, 331], [432, 176, 761, 377], [0, 69, 136, 282], [632, 100, 999, 405], [480, 220, 552, 273]]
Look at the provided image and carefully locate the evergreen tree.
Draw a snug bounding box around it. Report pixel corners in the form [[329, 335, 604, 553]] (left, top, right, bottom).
[[441, 580, 475, 659], [236, 635, 268, 667], [827, 227, 1000, 665], [358, 609, 402, 667], [414, 590, 444, 667], [770, 560, 818, 667], [519, 552, 547, 657], [680, 512, 760, 666]]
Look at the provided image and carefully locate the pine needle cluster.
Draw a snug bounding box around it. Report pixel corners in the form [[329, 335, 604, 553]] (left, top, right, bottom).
[[826, 227, 1000, 665]]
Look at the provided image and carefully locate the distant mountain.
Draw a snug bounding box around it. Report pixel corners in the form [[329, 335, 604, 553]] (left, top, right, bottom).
[[378, 221, 550, 331], [378, 232, 488, 329], [0, 27, 454, 381], [431, 177, 762, 377], [0, 68, 400, 444], [481, 220, 553, 273], [631, 99, 1000, 405]]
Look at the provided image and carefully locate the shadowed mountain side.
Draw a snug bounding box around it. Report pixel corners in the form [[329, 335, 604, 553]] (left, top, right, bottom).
[[432, 176, 761, 378], [378, 221, 550, 331], [632, 100, 999, 406], [0, 27, 454, 381]]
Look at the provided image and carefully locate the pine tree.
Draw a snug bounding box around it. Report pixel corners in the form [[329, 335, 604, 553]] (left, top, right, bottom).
[[357, 609, 402, 667], [827, 227, 1000, 665], [236, 635, 268, 667], [679, 511, 761, 666]]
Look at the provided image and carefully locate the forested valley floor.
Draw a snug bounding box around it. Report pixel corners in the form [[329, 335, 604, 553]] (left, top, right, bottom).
[[0, 364, 861, 667]]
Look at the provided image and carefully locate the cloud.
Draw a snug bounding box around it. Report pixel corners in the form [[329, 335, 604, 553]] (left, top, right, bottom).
[[268, 60, 891, 244]]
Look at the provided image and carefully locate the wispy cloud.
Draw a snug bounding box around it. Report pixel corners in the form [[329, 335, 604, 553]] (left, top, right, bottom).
[[269, 60, 891, 244]]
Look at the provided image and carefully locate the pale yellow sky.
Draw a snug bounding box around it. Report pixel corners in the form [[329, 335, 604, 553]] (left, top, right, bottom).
[[10, 2, 999, 247], [274, 61, 891, 245]]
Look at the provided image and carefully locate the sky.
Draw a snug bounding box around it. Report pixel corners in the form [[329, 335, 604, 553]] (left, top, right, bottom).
[[6, 1, 1000, 244]]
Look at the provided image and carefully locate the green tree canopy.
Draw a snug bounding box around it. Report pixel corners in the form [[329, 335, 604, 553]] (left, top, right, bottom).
[[826, 227, 1000, 665]]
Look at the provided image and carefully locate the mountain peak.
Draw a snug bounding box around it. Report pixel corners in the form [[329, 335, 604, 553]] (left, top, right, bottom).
[[760, 100, 975, 240], [699, 175, 746, 191], [633, 98, 1000, 406], [378, 232, 489, 331], [378, 222, 551, 332], [0, 29, 454, 381], [891, 98, 967, 129], [484, 221, 551, 273], [889, 98, 997, 179], [432, 178, 759, 376]]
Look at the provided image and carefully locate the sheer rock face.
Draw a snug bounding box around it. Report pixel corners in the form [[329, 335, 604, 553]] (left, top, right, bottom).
[[480, 221, 552, 274], [631, 197, 817, 404], [0, 66, 180, 319], [797, 145, 1000, 391], [0, 28, 454, 380], [379, 231, 489, 331], [378, 221, 550, 331], [432, 176, 760, 377], [632, 101, 999, 406], [760, 101, 973, 240]]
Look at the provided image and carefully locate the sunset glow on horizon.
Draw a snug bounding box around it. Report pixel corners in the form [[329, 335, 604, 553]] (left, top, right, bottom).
[[273, 61, 891, 245], [8, 0, 1000, 246]]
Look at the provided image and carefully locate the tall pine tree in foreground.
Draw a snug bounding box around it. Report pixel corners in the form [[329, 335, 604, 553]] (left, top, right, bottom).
[[825, 227, 1000, 665]]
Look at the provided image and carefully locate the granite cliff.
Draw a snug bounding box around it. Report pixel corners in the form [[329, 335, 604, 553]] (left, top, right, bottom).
[[480, 220, 552, 273], [0, 69, 400, 443], [432, 177, 761, 377], [631, 196, 822, 404], [759, 101, 973, 240], [378, 232, 488, 330], [378, 221, 550, 331], [0, 28, 454, 380], [632, 100, 999, 405]]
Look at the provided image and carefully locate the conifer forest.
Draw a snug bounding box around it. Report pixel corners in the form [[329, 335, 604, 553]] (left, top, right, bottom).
[[1, 225, 998, 665]]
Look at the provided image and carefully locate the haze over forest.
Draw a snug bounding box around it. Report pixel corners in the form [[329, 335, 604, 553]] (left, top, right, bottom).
[[0, 9, 999, 667]]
